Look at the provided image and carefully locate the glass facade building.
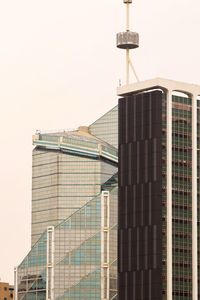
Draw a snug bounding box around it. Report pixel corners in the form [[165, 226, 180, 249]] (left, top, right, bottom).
[[118, 78, 200, 300], [31, 130, 117, 246], [15, 107, 118, 300]]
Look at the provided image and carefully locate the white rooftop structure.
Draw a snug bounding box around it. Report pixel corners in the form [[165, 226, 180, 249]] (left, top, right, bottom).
[[117, 77, 200, 97]]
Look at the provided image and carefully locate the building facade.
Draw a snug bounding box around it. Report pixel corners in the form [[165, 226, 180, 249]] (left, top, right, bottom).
[[15, 107, 118, 300], [31, 127, 117, 246], [118, 78, 200, 300], [0, 282, 14, 300]]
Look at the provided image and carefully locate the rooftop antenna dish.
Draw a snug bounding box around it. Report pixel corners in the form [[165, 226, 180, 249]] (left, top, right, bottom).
[[117, 0, 139, 84]]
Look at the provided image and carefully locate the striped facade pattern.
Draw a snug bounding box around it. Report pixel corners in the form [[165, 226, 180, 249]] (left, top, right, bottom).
[[118, 79, 200, 300]]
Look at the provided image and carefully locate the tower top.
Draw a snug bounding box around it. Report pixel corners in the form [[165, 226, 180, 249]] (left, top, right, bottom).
[[117, 0, 139, 84]]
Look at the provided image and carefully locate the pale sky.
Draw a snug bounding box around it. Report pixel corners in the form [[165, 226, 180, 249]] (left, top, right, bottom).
[[0, 0, 200, 284]]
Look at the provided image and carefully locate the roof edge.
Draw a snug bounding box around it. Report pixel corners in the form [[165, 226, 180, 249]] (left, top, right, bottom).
[[117, 77, 200, 97]]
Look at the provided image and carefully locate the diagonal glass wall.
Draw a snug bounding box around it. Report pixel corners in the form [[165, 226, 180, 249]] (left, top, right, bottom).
[[17, 233, 47, 300], [17, 175, 117, 300], [89, 105, 118, 148]]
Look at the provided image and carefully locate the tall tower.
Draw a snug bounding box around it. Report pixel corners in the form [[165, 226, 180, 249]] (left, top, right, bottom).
[[117, 0, 139, 84], [117, 2, 200, 300], [118, 80, 200, 299]]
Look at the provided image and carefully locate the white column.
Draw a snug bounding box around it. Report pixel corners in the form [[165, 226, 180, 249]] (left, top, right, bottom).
[[166, 89, 172, 300], [192, 94, 198, 300], [46, 226, 55, 300], [14, 267, 18, 300], [101, 191, 110, 300]]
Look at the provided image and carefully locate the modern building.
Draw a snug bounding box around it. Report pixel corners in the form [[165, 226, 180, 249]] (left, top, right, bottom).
[[31, 125, 118, 246], [0, 282, 14, 300], [118, 78, 200, 300], [15, 107, 118, 300]]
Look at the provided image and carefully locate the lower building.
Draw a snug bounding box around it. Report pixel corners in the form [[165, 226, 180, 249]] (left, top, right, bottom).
[[15, 107, 118, 300], [118, 78, 200, 300], [0, 282, 14, 300]]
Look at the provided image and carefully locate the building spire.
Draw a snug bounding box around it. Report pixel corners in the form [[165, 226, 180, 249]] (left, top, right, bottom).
[[117, 0, 139, 84]]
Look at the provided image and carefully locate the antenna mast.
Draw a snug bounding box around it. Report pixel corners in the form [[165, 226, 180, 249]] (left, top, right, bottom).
[[117, 0, 139, 84]]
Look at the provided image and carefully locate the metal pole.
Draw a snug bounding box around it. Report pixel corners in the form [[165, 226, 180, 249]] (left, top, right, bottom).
[[129, 57, 139, 82], [126, 2, 130, 31], [126, 49, 129, 84], [126, 2, 130, 84]]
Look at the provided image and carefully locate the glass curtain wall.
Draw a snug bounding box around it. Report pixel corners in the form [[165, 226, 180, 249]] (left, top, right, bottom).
[[171, 95, 193, 299], [32, 148, 116, 246], [17, 233, 47, 300], [17, 173, 117, 300], [89, 106, 118, 148], [17, 105, 119, 300]]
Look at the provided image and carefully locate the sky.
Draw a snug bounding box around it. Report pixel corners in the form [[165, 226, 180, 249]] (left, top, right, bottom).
[[0, 0, 200, 284]]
